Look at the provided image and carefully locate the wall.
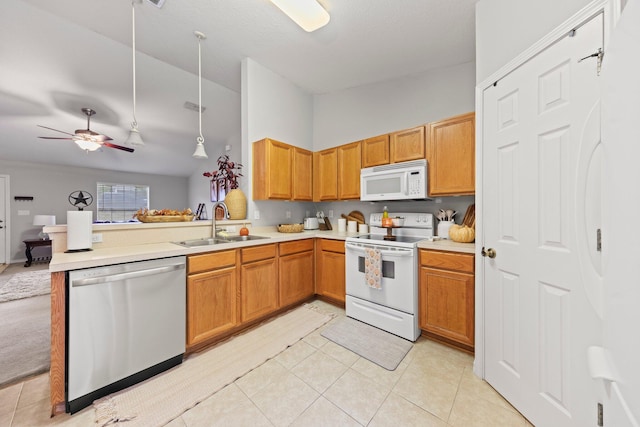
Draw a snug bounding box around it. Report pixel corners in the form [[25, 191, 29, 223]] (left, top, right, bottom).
[[241, 59, 477, 226], [313, 61, 476, 149], [187, 131, 242, 218], [241, 58, 315, 226], [476, 0, 593, 83], [1, 159, 187, 263]]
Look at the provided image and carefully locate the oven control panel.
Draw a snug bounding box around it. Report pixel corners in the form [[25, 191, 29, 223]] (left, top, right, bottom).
[[369, 212, 433, 228]]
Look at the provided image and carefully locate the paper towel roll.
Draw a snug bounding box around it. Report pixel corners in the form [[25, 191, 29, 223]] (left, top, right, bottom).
[[338, 218, 347, 232], [67, 211, 93, 252], [348, 220, 357, 233]]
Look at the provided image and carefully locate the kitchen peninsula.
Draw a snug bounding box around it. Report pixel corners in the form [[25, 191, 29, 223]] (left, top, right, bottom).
[[46, 220, 474, 415]]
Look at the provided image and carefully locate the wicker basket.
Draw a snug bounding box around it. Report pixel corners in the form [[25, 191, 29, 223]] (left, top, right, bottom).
[[137, 214, 194, 223], [278, 223, 304, 233]]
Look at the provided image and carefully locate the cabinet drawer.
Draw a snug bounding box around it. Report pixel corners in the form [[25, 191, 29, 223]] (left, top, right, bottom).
[[317, 238, 345, 254], [242, 244, 277, 263], [279, 239, 314, 256], [188, 250, 236, 274], [419, 249, 474, 274]]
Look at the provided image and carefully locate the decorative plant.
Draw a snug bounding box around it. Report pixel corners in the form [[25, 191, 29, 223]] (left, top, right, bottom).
[[203, 155, 243, 201]]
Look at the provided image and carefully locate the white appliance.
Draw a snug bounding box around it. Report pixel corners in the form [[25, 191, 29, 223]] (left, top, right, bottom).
[[345, 212, 433, 341], [360, 159, 428, 201], [67, 256, 186, 413], [304, 217, 319, 230]]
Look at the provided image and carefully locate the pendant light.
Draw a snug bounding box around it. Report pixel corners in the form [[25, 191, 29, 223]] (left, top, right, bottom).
[[125, 0, 144, 146], [192, 31, 208, 159]]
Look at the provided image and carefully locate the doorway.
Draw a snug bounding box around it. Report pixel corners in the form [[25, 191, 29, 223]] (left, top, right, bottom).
[[480, 11, 605, 427]]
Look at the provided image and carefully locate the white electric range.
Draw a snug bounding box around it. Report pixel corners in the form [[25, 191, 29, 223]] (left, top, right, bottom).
[[345, 212, 434, 341]]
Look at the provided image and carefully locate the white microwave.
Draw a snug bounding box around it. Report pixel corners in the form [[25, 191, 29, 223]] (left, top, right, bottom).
[[360, 159, 429, 201]]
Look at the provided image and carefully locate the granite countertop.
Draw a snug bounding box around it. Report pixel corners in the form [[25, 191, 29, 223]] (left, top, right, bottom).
[[49, 226, 475, 272]]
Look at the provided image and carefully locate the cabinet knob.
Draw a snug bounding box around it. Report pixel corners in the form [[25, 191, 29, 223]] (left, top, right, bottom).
[[481, 247, 496, 259]]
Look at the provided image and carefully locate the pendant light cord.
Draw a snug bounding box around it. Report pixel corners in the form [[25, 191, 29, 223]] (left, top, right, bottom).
[[131, 1, 138, 129], [197, 34, 204, 144]]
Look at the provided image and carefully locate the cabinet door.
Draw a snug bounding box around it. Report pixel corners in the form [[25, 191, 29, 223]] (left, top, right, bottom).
[[315, 240, 345, 304], [337, 141, 361, 200], [362, 134, 390, 168], [419, 266, 474, 348], [187, 266, 238, 347], [253, 138, 292, 200], [390, 126, 425, 163], [279, 250, 314, 307], [313, 148, 338, 201], [292, 147, 313, 201], [426, 112, 475, 196], [240, 258, 278, 323]]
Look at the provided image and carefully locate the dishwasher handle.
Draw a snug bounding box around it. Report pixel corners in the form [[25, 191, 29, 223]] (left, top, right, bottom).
[[72, 263, 185, 287]]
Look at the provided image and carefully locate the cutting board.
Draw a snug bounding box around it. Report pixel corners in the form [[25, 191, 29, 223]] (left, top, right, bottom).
[[462, 204, 475, 228], [341, 211, 365, 224]]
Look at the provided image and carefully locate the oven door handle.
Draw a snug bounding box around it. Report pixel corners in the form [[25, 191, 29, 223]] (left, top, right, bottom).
[[345, 242, 414, 257]]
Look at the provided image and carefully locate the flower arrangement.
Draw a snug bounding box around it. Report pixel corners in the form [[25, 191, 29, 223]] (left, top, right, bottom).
[[203, 155, 243, 190]]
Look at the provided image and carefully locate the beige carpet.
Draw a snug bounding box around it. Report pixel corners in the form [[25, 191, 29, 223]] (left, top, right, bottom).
[[0, 270, 50, 303], [94, 304, 334, 427], [0, 294, 50, 386]]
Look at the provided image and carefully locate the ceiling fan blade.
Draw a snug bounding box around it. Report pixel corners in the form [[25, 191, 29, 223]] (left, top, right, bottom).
[[37, 125, 74, 136], [103, 142, 134, 153], [75, 129, 112, 141], [38, 137, 73, 140], [93, 134, 113, 142]]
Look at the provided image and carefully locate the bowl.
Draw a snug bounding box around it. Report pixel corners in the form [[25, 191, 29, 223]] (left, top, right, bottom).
[[392, 217, 405, 227]]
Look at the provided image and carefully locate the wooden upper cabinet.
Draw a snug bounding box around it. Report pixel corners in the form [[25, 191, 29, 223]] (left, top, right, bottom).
[[292, 147, 313, 201], [362, 134, 390, 168], [253, 138, 292, 200], [253, 138, 313, 201], [313, 148, 338, 201], [337, 141, 361, 200], [390, 126, 426, 163], [426, 112, 475, 196]]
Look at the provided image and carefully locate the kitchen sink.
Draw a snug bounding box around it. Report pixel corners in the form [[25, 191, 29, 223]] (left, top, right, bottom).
[[173, 238, 230, 247], [173, 235, 270, 247], [222, 235, 270, 242]]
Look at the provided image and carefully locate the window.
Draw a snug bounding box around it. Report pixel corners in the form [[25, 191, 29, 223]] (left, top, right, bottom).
[[97, 183, 149, 223]]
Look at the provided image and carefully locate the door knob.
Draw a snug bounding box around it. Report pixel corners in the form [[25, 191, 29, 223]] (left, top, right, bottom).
[[482, 247, 496, 258]]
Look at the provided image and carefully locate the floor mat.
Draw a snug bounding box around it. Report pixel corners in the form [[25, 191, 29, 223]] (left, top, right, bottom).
[[321, 317, 413, 370]]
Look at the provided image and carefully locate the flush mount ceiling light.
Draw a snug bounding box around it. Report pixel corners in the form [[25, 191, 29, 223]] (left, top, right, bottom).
[[270, 0, 330, 32], [192, 31, 208, 159], [125, 0, 144, 147]]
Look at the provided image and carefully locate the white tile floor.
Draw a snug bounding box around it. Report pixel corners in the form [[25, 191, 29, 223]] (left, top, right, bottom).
[[0, 301, 534, 426]]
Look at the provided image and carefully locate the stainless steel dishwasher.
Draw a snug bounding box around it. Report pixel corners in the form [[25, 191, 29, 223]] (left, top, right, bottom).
[[67, 256, 186, 414]]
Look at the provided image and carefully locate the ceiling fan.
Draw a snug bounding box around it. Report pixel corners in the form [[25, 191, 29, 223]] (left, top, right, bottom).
[[38, 108, 134, 153]]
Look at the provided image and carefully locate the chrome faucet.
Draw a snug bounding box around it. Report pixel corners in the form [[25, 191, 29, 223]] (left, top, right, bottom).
[[211, 202, 228, 237]]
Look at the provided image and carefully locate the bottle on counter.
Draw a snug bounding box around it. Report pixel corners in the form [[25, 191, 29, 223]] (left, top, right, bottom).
[[382, 206, 392, 227]]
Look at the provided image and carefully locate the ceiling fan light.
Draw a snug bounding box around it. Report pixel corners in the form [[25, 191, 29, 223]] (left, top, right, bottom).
[[74, 139, 101, 152], [192, 139, 208, 159], [270, 0, 330, 32], [125, 126, 145, 146]]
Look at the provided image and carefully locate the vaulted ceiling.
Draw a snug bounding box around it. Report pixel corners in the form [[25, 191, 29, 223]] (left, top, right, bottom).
[[0, 0, 477, 177]]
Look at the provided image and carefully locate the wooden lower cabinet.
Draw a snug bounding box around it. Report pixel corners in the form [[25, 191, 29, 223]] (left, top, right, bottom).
[[419, 249, 474, 351], [315, 239, 346, 304], [186, 250, 238, 348], [240, 244, 278, 323], [279, 240, 314, 307]]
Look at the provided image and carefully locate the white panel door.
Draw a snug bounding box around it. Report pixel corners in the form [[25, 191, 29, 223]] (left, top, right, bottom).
[[601, 0, 640, 424], [0, 175, 7, 264], [483, 14, 603, 426]]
